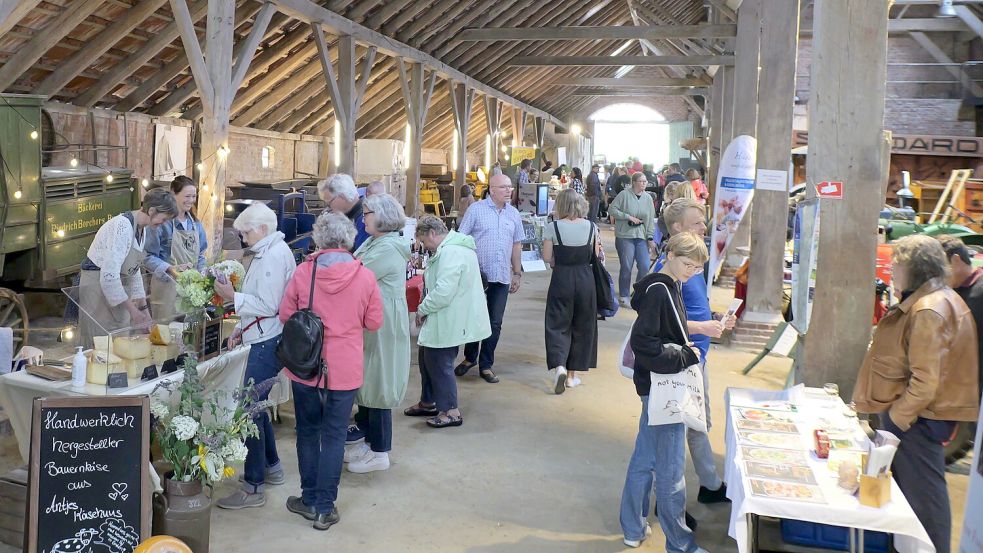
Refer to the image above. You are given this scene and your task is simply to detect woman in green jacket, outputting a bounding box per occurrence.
[609,171,657,307]
[346,193,411,473]
[403,215,491,428]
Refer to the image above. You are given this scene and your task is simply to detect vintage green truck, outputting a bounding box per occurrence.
[0,94,137,347]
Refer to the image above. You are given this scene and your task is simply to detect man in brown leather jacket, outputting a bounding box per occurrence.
[853,235,980,553]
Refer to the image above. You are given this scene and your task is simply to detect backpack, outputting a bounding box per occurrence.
[276,261,325,382]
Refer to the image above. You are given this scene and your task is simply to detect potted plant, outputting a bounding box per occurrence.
[150,356,273,553]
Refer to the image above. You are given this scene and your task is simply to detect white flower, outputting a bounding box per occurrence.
[150,400,169,419]
[170,415,199,441]
[221,440,248,463]
[202,451,224,481]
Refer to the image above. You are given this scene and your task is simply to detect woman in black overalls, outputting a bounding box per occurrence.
[543,188,599,395]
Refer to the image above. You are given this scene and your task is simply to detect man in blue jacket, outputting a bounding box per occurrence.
[656,198,735,504]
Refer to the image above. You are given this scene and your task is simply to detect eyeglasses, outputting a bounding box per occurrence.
[363,210,374,215]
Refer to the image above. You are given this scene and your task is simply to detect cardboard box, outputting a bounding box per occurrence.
[859,472,892,508]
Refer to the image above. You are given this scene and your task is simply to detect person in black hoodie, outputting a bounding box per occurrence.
[619,232,709,553]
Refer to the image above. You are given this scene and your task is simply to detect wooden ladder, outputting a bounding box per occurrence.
[928,168,974,224]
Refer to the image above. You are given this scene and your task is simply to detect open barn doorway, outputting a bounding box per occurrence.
[590,103,670,168]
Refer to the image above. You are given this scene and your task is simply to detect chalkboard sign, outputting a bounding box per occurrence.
[202,319,222,361]
[27,396,150,553]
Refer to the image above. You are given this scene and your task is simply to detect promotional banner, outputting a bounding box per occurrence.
[959,399,983,553]
[709,135,757,281]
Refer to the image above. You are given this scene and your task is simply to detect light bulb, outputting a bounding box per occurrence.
[504,155,510,161]
[105,174,114,183]
[129,187,134,192]
[211,193,217,202]
[196,162,204,171]
[13,190,21,199]
[69,157,78,168]
[201,183,209,191]
[225,204,233,212]
[29,130,38,140]
[501,145,508,153]
[56,229,65,238]
[141,178,149,188]
[218,145,231,157]
[571,124,582,135]
[63,329,74,341]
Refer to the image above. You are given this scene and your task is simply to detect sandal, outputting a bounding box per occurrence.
[426,415,463,428]
[403,403,438,417]
[479,369,500,384]
[454,361,476,377]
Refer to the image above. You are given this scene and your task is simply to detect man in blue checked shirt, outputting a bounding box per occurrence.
[454,173,525,384]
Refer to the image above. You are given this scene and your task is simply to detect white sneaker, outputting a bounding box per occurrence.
[567,376,582,388]
[343,442,370,464]
[552,366,567,395]
[347,451,390,473]
[623,523,653,548]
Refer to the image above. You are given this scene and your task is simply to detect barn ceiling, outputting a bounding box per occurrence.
[0,0,716,149]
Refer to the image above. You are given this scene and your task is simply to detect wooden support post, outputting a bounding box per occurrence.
[707,73,724,192]
[170,0,266,260]
[510,107,527,146]
[449,81,475,214]
[798,0,889,396]
[484,96,501,165]
[398,59,436,215]
[534,116,546,153]
[744,0,799,323]
[719,66,736,159]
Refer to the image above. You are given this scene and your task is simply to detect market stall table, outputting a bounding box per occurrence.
[0,346,256,462]
[724,385,935,553]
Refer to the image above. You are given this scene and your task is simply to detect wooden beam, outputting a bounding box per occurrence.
[799,0,890,395]
[745,0,799,322]
[123,7,285,113]
[456,24,737,41]
[0,0,104,92]
[954,5,983,39]
[706,0,737,21]
[732,0,760,137]
[549,77,707,87]
[534,116,546,152]
[909,31,983,97]
[266,0,563,126]
[449,81,475,211]
[799,18,969,34]
[231,2,277,92]
[170,0,215,109]
[33,0,169,97]
[398,60,437,214]
[568,88,710,96]
[509,55,734,67]
[75,0,209,107]
[0,0,42,38]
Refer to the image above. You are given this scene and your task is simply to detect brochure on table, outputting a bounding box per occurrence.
[724,385,934,553]
[959,395,983,553]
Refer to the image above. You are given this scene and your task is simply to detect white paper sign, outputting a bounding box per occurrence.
[772,324,799,357]
[521,259,548,272]
[756,169,789,192]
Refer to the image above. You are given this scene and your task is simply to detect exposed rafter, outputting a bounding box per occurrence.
[457,24,736,41]
[509,55,734,66]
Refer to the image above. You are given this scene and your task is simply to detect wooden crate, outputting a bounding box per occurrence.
[0,466,27,549]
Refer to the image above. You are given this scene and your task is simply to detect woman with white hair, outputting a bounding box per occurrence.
[279,212,382,530]
[344,193,411,473]
[318,173,369,250]
[214,202,296,510]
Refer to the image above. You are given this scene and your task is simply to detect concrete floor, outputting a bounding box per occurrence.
[0,226,973,552]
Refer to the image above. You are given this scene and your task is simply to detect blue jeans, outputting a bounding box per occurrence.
[464,282,510,370]
[292,382,356,515]
[419,345,459,412]
[615,237,651,299]
[242,335,283,493]
[687,361,722,490]
[620,396,703,553]
[354,406,392,453]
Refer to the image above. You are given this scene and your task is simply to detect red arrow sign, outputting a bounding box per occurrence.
[816,181,843,199]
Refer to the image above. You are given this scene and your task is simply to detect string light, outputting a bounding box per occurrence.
[225,204,233,212]
[196,162,204,172]
[217,145,231,158]
[69,157,78,168]
[29,130,38,140]
[105,174,114,183]
[141,178,149,188]
[13,190,21,199]
[211,193,217,202]
[201,183,209,191]
[56,229,65,238]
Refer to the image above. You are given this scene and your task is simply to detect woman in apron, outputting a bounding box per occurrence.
[542,188,600,395]
[145,175,208,322]
[78,188,179,348]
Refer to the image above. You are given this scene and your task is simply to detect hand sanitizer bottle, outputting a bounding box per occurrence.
[71,346,87,388]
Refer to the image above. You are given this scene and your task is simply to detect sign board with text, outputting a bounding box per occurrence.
[27,396,150,553]
[793,130,983,158]
[816,181,843,199]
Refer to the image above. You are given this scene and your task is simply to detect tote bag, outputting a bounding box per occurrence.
[618,281,707,433]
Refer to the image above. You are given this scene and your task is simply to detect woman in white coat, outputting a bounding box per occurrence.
[214,203,297,510]
[78,188,177,347]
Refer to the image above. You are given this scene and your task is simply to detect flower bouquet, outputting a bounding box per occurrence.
[151,355,275,484]
[175,260,246,312]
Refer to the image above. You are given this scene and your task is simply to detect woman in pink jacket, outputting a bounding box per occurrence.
[278,212,383,531]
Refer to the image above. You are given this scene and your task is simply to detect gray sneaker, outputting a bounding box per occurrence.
[238,468,285,486]
[216,489,265,510]
[286,496,317,521]
[313,507,340,531]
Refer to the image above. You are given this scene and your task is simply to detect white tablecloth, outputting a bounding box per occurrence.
[0,345,290,462]
[724,385,935,553]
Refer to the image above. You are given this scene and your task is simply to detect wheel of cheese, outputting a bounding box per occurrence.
[134,536,192,553]
[114,336,152,360]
